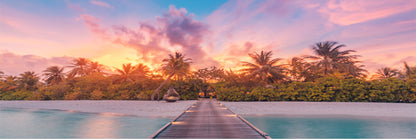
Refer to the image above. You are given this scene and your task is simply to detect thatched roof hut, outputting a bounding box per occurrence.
[164,87,180,102]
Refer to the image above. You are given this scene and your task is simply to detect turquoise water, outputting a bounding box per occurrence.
[245,116,416,138]
[0,108,170,138]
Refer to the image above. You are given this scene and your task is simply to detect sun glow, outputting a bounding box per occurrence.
[92,47,160,71]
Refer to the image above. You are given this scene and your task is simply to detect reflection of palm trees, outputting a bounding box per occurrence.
[68,58,90,78]
[43,66,65,85]
[151,52,191,101]
[242,51,286,85]
[18,71,39,90]
[375,67,399,79]
[309,41,359,76]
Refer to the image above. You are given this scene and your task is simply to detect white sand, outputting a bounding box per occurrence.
[2,100,415,119]
[221,101,416,119]
[0,100,196,118]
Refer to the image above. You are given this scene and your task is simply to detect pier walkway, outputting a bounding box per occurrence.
[152,99,270,138]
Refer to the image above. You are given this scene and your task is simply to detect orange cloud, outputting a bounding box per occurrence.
[79,6,218,70]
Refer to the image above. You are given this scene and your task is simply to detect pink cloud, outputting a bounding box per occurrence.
[206,1,329,62]
[90,0,113,8]
[0,50,74,76]
[79,6,218,69]
[79,14,110,40]
[318,0,416,25]
[66,0,86,12]
[0,5,95,58]
[207,0,416,72]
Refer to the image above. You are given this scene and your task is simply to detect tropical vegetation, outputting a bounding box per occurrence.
[0,41,415,103]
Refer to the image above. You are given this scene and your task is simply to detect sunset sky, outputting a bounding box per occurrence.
[1,0,415,76]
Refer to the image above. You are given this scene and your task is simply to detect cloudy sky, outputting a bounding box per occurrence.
[1,0,415,76]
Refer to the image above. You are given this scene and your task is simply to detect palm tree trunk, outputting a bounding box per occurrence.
[324,57,328,76]
[151,72,175,101]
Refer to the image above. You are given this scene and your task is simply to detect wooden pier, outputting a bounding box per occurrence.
[152,99,270,138]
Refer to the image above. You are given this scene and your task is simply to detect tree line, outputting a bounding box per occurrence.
[0,41,415,102]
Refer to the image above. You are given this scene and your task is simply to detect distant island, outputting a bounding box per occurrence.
[1,41,415,103]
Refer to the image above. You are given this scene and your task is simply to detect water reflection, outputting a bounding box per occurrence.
[0,108,170,138]
[370,118,416,138]
[80,115,116,138]
[245,116,416,138]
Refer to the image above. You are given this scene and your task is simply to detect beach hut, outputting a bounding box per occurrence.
[164,87,180,102]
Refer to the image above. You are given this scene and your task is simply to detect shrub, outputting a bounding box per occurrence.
[247,87,275,101]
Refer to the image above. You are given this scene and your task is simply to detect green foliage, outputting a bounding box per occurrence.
[136,90,153,100]
[216,86,248,101]
[340,78,368,102]
[215,76,416,103]
[168,80,199,100]
[90,89,104,100]
[0,90,32,100]
[368,78,415,102]
[247,87,276,101]
[1,55,415,103]
[38,82,71,100]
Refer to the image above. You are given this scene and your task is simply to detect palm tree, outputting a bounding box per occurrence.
[194,66,225,83]
[375,67,399,79]
[342,61,367,78]
[0,71,4,80]
[151,52,191,101]
[43,66,65,85]
[68,58,90,78]
[114,63,150,83]
[241,51,286,85]
[223,69,240,85]
[194,68,210,83]
[288,57,312,82]
[114,63,136,83]
[309,41,358,76]
[0,75,18,91]
[89,61,105,74]
[18,71,39,90]
[403,62,416,79]
[134,63,150,78]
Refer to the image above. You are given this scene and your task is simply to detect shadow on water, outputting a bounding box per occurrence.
[244,115,416,138]
[0,108,170,138]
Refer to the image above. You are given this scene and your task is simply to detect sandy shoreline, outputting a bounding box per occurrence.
[0,100,196,118]
[1,100,415,119]
[221,101,416,119]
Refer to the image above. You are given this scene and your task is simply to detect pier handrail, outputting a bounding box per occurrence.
[150,101,198,138]
[219,101,271,139]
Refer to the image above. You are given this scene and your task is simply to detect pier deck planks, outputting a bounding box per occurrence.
[153,99,266,138]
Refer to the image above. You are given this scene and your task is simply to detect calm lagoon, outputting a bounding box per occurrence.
[0,108,169,138]
[245,115,416,138]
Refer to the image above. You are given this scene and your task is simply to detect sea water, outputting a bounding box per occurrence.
[0,108,170,138]
[245,116,416,138]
